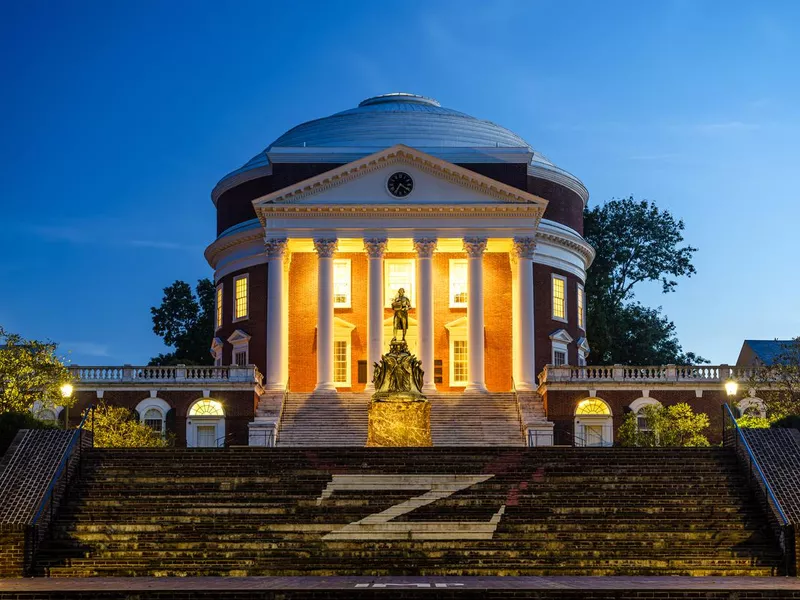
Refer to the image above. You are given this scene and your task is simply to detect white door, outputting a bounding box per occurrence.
[196,425,216,447]
[585,425,603,447]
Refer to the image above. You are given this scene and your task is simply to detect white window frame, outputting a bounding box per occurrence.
[384,259,416,308]
[333,259,352,308]
[134,397,171,437]
[227,330,251,367]
[551,274,568,323]
[549,328,573,367]
[552,344,568,367]
[449,259,468,308]
[333,317,356,388]
[445,317,468,387]
[232,274,249,322]
[215,284,223,331]
[577,283,586,331]
[210,338,224,367]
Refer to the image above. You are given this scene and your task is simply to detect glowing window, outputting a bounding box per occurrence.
[577,284,585,330]
[189,399,224,417]
[333,259,351,308]
[552,275,567,321]
[215,285,223,330]
[233,275,248,320]
[449,259,468,307]
[143,408,164,433]
[575,398,611,416]
[334,340,349,386]
[452,339,468,385]
[384,259,415,307]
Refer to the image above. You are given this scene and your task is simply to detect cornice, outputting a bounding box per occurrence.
[535,229,595,267]
[205,230,264,268]
[527,163,589,207]
[252,145,549,212]
[212,164,273,206]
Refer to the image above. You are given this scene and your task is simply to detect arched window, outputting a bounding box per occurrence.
[135,398,172,437]
[738,397,766,419]
[142,408,164,434]
[38,409,57,423]
[187,399,226,448]
[574,398,613,447]
[189,399,224,416]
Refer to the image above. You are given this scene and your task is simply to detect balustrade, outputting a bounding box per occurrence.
[69,364,260,384]
[542,364,769,385]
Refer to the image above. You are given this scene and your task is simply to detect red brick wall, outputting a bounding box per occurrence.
[69,390,257,447]
[215,263,268,374]
[0,527,26,577]
[534,264,586,377]
[543,388,727,445]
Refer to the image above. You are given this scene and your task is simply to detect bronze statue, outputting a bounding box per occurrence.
[391,288,411,341]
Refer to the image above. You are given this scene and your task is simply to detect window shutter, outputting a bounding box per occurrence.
[165,408,176,435]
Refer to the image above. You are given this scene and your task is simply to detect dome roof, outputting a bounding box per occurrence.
[269,93,531,150]
[214,93,588,204]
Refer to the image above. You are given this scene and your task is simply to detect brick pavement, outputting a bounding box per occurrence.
[744,428,800,523]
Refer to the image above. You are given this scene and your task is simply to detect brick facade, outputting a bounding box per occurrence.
[215,263,268,371]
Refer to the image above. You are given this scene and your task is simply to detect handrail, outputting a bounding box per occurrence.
[30,405,94,527]
[723,403,789,525]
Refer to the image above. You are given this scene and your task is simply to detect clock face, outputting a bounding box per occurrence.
[387,172,414,198]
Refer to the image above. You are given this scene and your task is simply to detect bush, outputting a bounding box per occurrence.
[736,415,772,429]
[0,411,59,456]
[618,403,710,447]
[85,402,170,448]
[771,415,800,431]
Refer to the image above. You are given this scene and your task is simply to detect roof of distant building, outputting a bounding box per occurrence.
[737,339,797,366]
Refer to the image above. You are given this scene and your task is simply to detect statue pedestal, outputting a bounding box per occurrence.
[366,339,431,447]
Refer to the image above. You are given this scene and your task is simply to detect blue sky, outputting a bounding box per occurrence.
[1,0,798,365]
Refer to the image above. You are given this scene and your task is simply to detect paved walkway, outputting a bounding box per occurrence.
[2,576,800,592]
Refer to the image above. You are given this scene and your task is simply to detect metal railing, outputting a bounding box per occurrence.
[527,426,611,448]
[27,405,94,574]
[722,403,796,576]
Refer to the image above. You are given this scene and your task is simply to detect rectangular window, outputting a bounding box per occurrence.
[578,351,586,367]
[215,285,223,330]
[333,339,349,386]
[451,339,468,385]
[577,283,585,330]
[234,350,248,366]
[553,350,567,367]
[233,275,248,321]
[552,275,567,321]
[384,259,415,307]
[333,259,351,308]
[449,259,468,307]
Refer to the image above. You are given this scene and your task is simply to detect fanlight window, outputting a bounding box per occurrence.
[575,398,611,415]
[189,399,224,416]
[143,408,164,433]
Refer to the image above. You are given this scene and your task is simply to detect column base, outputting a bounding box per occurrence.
[263,382,287,392]
[464,383,489,394]
[421,383,438,394]
[364,382,375,393]
[313,383,338,395]
[514,382,537,392]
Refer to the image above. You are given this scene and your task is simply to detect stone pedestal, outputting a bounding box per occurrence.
[366,339,431,447]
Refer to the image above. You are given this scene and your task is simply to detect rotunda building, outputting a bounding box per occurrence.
[205,93,594,398]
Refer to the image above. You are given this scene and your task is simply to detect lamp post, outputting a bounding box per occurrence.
[725,379,739,402]
[60,383,73,429]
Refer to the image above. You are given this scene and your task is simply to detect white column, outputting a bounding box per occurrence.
[364,238,387,392]
[513,237,537,390]
[314,238,338,393]
[463,237,488,394]
[281,253,291,387]
[414,238,438,393]
[510,252,521,389]
[264,238,287,391]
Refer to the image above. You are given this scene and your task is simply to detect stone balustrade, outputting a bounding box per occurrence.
[540,364,764,385]
[69,364,264,385]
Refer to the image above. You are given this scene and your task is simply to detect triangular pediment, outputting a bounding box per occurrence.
[549,329,574,344]
[252,145,548,211]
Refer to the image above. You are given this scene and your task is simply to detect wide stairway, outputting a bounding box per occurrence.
[35,447,784,577]
[277,392,525,446]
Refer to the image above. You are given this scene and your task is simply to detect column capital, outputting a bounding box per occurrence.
[313,238,338,258]
[463,237,488,258]
[363,238,388,259]
[264,238,288,259]
[413,238,438,258]
[512,237,537,259]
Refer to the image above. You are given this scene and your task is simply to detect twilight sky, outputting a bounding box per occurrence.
[1,0,798,366]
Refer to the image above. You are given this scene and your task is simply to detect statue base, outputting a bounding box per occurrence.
[366,339,431,447]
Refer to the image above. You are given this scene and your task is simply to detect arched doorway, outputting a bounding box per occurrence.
[574,398,613,447]
[186,399,225,448]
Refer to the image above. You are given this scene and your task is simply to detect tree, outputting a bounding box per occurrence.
[149,279,215,366]
[584,197,707,365]
[747,337,800,418]
[0,326,73,414]
[85,402,170,448]
[618,402,710,447]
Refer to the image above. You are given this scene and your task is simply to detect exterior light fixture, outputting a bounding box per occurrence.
[60,383,74,398]
[724,380,738,397]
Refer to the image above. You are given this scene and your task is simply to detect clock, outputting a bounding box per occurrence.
[387,172,414,198]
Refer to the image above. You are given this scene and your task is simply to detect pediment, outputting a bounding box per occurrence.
[549,329,574,344]
[252,145,548,211]
[227,329,252,345]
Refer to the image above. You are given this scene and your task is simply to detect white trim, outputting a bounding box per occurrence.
[445,317,468,387]
[227,330,251,367]
[577,283,586,331]
[448,259,468,308]
[210,337,224,367]
[738,397,767,419]
[186,398,226,448]
[574,397,613,447]
[134,397,172,436]
[629,397,662,414]
[551,274,568,323]
[232,273,249,322]
[333,317,356,388]
[333,258,352,309]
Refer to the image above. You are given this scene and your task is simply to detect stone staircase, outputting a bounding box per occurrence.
[276,391,526,447]
[34,447,786,577]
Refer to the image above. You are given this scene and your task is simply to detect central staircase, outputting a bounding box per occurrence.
[276,392,526,446]
[34,447,785,578]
